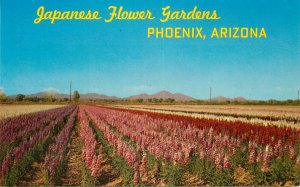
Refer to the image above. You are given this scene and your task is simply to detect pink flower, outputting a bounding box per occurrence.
[295,155,300,165]
[289,145,295,159]
[261,147,270,172]
[133,171,139,185]
[256,148,263,163]
[248,148,256,164]
[223,154,230,168]
[214,153,222,169]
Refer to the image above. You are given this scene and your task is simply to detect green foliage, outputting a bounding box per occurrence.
[247,164,269,185]
[188,154,234,186]
[145,154,186,186]
[15,94,26,101]
[230,148,248,168]
[188,156,215,184]
[24,96,41,102]
[50,121,76,185]
[293,165,300,185]
[3,120,66,186]
[245,154,296,185]
[269,156,294,183]
[91,122,113,155]
[122,135,138,151]
[53,159,68,185]
[212,168,233,186]
[4,146,39,186]
[75,128,96,186]
[90,122,134,186]
[0,144,9,164]
[112,156,134,186]
[146,154,158,171]
[73,90,80,102]
[137,99,144,103]
[0,91,8,102]
[161,161,184,186]
[81,164,96,186]
[164,98,175,103]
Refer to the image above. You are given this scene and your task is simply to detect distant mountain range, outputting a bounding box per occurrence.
[126,91,196,101]
[80,93,119,100]
[8,90,248,102]
[9,91,119,100]
[29,91,69,99]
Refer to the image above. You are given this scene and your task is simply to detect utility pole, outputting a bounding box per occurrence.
[70,81,72,103]
[298,89,299,103]
[210,87,212,104]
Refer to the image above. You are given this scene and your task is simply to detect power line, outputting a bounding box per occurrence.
[70,81,72,103]
[210,87,212,104]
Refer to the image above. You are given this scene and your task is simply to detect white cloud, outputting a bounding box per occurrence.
[43,87,60,93]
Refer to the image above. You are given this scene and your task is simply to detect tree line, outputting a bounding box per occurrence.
[0,90,299,105]
[0,91,80,103]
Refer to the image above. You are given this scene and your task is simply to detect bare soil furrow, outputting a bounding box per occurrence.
[60,128,83,186]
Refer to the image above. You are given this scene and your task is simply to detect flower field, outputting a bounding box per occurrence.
[116,105,300,129]
[0,105,299,186]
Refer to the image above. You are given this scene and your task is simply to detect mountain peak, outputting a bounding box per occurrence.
[127,90,195,101]
[156,90,172,94]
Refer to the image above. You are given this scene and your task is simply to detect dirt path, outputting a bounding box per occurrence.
[181,172,204,186]
[95,144,123,186]
[96,161,123,186]
[17,161,45,186]
[60,128,83,186]
[59,125,123,186]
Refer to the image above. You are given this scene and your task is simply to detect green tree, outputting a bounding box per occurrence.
[137,99,143,103]
[165,98,175,103]
[73,90,80,102]
[15,94,26,102]
[152,98,159,103]
[0,91,8,102]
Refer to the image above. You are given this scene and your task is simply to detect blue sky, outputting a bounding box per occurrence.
[1,0,299,100]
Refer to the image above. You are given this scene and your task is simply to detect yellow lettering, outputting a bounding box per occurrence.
[34,6,44,24]
[148,28,155,38]
[211,28,219,38]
